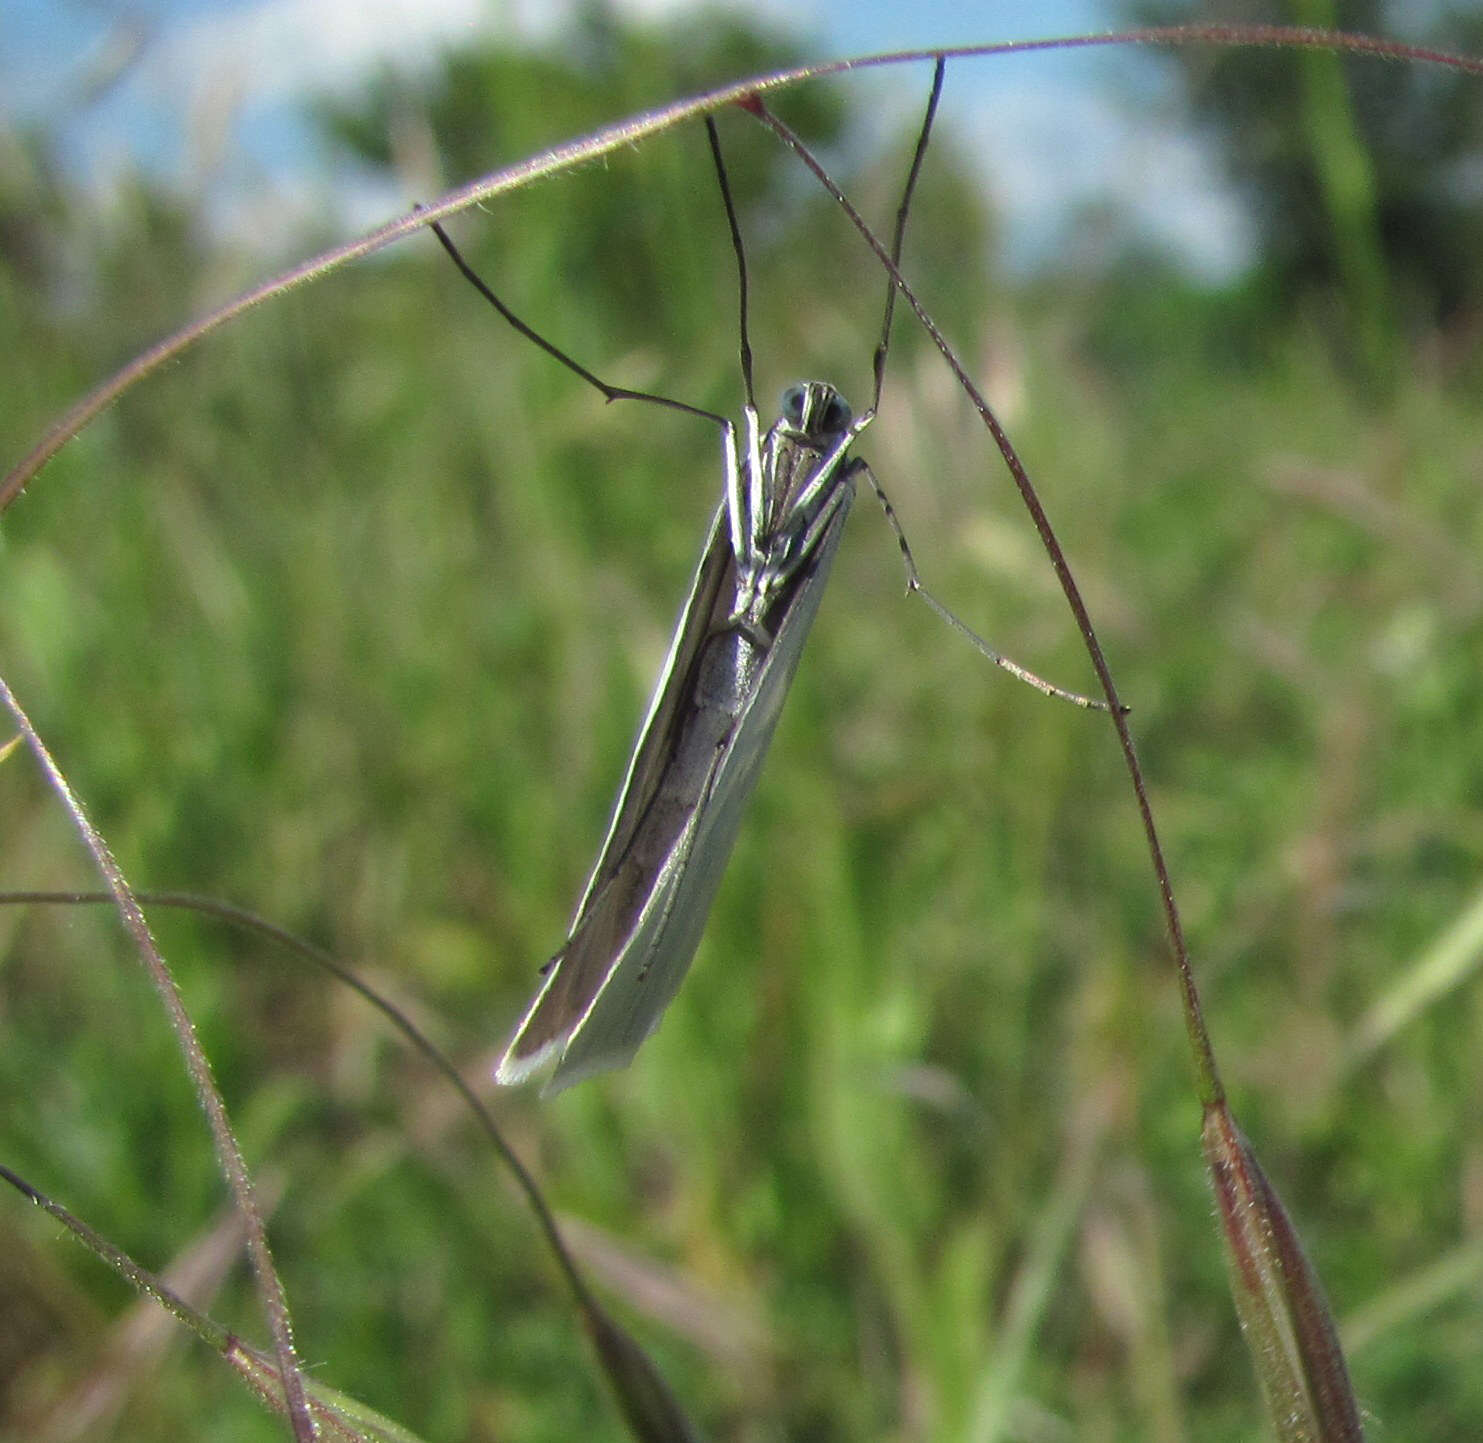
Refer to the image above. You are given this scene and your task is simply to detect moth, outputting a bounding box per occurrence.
[435,62,1095,1092]
[497,376,863,1090]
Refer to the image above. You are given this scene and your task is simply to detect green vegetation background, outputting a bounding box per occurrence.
[3,13,1482,1442]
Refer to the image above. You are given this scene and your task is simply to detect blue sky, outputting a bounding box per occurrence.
[2,0,1253,278]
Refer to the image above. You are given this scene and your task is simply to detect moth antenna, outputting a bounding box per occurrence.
[706,117,757,413]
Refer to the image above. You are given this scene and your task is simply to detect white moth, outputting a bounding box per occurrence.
[496,380,865,1091]
[446,61,1088,1091]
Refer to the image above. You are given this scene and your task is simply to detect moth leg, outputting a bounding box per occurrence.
[855,459,1121,714]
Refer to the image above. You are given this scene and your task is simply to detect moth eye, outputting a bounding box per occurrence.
[820,393,852,434]
[780,384,808,425]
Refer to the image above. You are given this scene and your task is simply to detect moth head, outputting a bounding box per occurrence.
[779,382,852,443]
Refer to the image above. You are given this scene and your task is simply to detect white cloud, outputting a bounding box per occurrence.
[140,0,501,107]
[17,0,1253,279]
[132,0,806,111]
[961,73,1253,279]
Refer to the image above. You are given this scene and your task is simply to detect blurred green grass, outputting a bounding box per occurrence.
[3,24,1483,1443]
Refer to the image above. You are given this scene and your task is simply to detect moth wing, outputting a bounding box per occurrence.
[495,502,733,1085]
[571,501,733,919]
[544,483,855,1092]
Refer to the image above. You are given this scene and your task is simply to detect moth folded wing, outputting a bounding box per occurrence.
[496,731,723,1091]
[549,481,855,1093]
[565,503,734,925]
[494,505,735,1089]
[544,654,747,1092]
[494,861,656,1086]
[539,809,710,1093]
